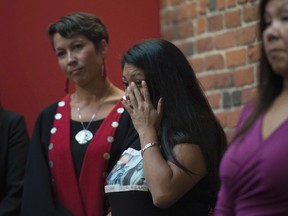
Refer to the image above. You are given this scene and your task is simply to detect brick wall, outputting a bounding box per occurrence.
[160,0,260,141]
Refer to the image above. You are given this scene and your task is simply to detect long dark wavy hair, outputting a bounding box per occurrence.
[47,12,109,50]
[122,38,227,204]
[232,0,283,142]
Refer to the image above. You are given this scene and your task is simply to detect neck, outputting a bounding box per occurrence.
[73,80,112,104]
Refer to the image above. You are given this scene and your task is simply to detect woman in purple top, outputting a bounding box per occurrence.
[215,0,288,215]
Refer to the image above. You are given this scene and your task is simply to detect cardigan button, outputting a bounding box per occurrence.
[103,153,110,160]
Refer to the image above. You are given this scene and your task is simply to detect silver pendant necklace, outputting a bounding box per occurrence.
[75,107,96,144]
[74,83,112,145]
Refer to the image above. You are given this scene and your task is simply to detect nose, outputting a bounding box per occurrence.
[264,20,280,41]
[67,51,77,66]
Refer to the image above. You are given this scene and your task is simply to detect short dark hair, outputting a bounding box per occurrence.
[47,12,109,50]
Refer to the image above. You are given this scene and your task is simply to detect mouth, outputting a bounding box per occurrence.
[69,68,82,76]
[267,49,286,58]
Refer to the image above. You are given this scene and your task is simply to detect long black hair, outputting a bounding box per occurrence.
[122,38,227,203]
[232,0,283,142]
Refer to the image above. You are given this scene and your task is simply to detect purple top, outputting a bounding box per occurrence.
[215,103,288,216]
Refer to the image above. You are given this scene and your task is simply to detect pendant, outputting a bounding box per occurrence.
[75,129,93,144]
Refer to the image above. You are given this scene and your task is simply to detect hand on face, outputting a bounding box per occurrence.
[122,80,163,135]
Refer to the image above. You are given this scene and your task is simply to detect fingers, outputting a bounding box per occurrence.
[157,98,163,116]
[122,81,154,113]
[122,97,133,113]
[131,82,144,102]
[142,81,152,104]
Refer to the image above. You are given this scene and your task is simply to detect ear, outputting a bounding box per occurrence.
[99,39,108,57]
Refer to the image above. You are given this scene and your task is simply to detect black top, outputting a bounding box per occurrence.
[71,119,104,179]
[0,109,30,216]
[21,102,139,216]
[106,141,211,216]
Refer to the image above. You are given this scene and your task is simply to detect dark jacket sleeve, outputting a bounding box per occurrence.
[0,110,30,216]
[21,104,72,216]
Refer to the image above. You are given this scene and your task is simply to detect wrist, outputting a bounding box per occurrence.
[138,128,157,141]
[141,142,159,156]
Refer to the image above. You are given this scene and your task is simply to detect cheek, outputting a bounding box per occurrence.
[58,59,67,72]
[262,34,269,53]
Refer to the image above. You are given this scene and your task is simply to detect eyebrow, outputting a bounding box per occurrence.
[265,3,288,15]
[122,71,144,79]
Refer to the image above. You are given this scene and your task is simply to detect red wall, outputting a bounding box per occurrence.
[0,0,160,135]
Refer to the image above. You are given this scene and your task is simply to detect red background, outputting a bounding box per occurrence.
[0,0,160,134]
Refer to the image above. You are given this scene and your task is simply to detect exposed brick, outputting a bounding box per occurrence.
[161,26,178,41]
[248,44,261,63]
[208,14,224,31]
[226,0,237,7]
[177,41,194,56]
[225,129,235,143]
[205,54,225,70]
[196,37,214,53]
[160,0,261,133]
[161,9,178,25]
[226,48,247,68]
[225,9,241,28]
[178,2,197,20]
[214,31,236,49]
[233,66,254,87]
[232,90,242,106]
[178,3,191,20]
[206,92,221,109]
[226,108,242,128]
[161,0,168,7]
[196,17,206,34]
[236,25,257,45]
[209,0,217,11]
[198,74,214,90]
[199,0,209,14]
[178,20,194,38]
[170,0,182,5]
[198,72,233,90]
[217,0,226,10]
[189,57,205,73]
[223,92,232,108]
[238,0,248,3]
[244,4,259,22]
[256,64,260,82]
[216,108,242,128]
[216,112,225,128]
[241,87,257,104]
[214,72,233,88]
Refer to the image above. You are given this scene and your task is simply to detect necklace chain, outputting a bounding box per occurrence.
[74,84,112,144]
[77,107,96,131]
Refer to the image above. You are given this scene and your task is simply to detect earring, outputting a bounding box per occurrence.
[101,62,107,78]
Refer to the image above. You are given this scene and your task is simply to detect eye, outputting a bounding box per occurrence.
[281,14,288,21]
[72,43,84,50]
[264,20,271,28]
[263,14,272,28]
[135,81,143,88]
[122,81,129,89]
[56,50,66,58]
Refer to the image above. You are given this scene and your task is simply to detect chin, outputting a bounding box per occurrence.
[270,61,288,77]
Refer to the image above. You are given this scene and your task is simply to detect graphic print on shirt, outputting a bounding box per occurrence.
[105,148,148,192]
